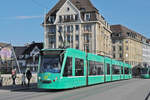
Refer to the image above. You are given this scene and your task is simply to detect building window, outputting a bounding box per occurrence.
[75,14,79,20]
[112,40,115,44]
[84,25,91,32]
[49,28,56,33]
[113,46,115,51]
[67,7,70,11]
[49,16,55,23]
[119,40,122,44]
[59,16,62,23]
[119,46,122,51]
[126,46,128,50]
[67,15,70,21]
[71,25,73,32]
[85,13,90,21]
[64,15,67,21]
[113,54,116,58]
[84,34,90,43]
[76,35,79,41]
[67,35,71,43]
[70,15,73,20]
[67,26,70,33]
[58,26,62,32]
[75,25,79,31]
[125,40,128,43]
[120,53,122,58]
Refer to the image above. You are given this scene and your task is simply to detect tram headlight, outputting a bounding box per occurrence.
[38,77,41,81]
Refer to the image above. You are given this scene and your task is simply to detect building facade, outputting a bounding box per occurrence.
[23,42,43,72]
[142,39,150,67]
[0,43,13,73]
[111,25,143,67]
[43,0,112,57]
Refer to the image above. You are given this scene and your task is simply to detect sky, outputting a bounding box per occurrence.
[0,0,150,46]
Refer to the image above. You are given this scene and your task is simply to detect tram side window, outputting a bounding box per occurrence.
[129,68,131,74]
[75,58,84,76]
[112,65,120,74]
[121,66,123,74]
[125,68,129,74]
[107,64,110,75]
[63,57,72,77]
[95,62,104,75]
[89,61,104,75]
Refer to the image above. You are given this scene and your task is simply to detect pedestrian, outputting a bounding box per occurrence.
[0,72,3,87]
[11,69,16,87]
[26,68,32,87]
[21,72,26,86]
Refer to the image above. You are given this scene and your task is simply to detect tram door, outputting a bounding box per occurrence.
[104,58,112,82]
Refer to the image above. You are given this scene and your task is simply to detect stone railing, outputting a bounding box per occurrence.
[0,74,37,86]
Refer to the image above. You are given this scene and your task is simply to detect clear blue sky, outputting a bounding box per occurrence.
[0,0,150,46]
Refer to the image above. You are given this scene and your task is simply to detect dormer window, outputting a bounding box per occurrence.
[75,14,79,20]
[67,7,70,11]
[59,16,62,23]
[85,13,90,21]
[49,16,55,23]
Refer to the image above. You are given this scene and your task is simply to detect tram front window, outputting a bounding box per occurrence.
[141,68,148,74]
[40,50,64,73]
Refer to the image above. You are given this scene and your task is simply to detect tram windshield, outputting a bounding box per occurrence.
[40,50,64,73]
[141,68,148,74]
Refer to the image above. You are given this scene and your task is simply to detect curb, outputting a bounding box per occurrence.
[11,86,37,91]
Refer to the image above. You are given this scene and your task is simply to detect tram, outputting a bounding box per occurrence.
[141,67,150,79]
[37,48,132,89]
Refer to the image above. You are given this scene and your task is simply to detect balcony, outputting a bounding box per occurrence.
[47,32,56,35]
[83,30,92,34]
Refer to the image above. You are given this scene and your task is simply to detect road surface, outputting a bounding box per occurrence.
[0,78,149,100]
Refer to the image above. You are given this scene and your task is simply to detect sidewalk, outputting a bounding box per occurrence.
[0,83,37,91]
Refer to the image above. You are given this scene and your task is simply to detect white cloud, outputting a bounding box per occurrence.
[0,16,43,20]
[16,16,42,19]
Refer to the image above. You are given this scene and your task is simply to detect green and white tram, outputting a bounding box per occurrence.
[141,67,150,79]
[38,48,132,89]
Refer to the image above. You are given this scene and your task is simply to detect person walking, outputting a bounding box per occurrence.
[26,68,32,87]
[0,72,3,87]
[21,72,26,86]
[11,69,16,87]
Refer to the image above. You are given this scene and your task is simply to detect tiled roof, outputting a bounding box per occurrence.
[23,43,43,55]
[111,25,150,43]
[46,0,98,18]
[13,46,27,57]
[111,24,142,38]
[0,43,11,48]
